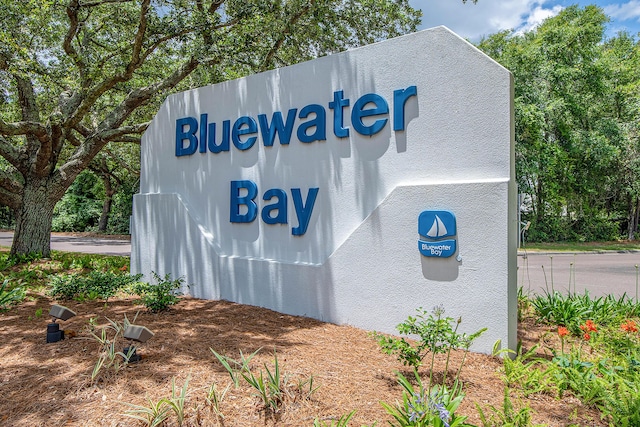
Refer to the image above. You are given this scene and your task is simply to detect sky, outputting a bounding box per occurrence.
[410,0,640,42]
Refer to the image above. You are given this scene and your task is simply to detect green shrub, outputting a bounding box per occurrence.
[48,273,83,300]
[373,306,486,378]
[531,291,640,333]
[133,272,184,312]
[48,270,142,302]
[380,370,468,427]
[475,387,543,427]
[52,170,102,232]
[0,278,25,310]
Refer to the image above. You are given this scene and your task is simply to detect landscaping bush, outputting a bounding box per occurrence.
[0,278,25,310]
[132,272,184,312]
[48,270,142,302]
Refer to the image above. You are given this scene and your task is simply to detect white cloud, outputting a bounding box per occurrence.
[411,0,564,41]
[516,4,564,34]
[604,1,640,22]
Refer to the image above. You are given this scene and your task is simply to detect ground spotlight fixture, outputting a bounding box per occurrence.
[46,304,77,343]
[123,324,154,363]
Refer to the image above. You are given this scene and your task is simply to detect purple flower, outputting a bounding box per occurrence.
[428,396,450,427]
[433,402,450,427]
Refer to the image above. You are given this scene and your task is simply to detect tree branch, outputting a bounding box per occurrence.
[56,55,206,189]
[260,0,315,72]
[96,122,149,143]
[104,147,140,175]
[0,169,23,210]
[14,72,40,123]
[126,0,151,76]
[0,136,27,174]
[79,0,133,7]
[64,0,87,82]
[98,57,203,133]
[65,129,84,146]
[39,113,66,176]
[209,0,225,14]
[62,0,148,128]
[0,119,48,139]
[64,0,193,129]
[137,28,194,66]
[109,135,141,144]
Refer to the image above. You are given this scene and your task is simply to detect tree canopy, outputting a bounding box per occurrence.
[0,0,421,256]
[5,1,637,248]
[478,5,640,242]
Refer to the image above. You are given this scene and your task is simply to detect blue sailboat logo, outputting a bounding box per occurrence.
[418,210,457,258]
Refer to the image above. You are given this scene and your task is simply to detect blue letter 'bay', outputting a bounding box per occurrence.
[230,181,319,236]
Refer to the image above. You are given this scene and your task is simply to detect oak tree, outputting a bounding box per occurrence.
[0,0,420,256]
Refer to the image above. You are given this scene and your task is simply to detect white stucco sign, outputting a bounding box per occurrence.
[131,26,517,353]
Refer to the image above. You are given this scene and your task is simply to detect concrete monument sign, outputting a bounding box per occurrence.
[131,26,517,353]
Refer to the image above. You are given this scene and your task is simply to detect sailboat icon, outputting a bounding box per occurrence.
[426,215,448,238]
[418,210,457,258]
[418,210,456,240]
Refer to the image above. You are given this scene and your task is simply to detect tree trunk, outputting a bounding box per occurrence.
[98,190,114,232]
[628,197,634,240]
[11,178,58,258]
[629,196,640,240]
[635,198,640,240]
[97,171,117,233]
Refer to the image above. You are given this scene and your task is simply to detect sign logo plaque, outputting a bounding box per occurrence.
[418,210,457,258]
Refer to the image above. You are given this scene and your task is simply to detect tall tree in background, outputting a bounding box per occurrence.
[0,0,421,257]
[479,5,640,241]
[600,32,640,239]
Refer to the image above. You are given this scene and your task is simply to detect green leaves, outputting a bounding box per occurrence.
[122,376,192,427]
[48,270,143,303]
[380,370,468,427]
[133,272,184,312]
[531,290,640,333]
[478,5,640,242]
[313,410,356,427]
[374,306,486,369]
[2,0,422,257]
[0,278,25,310]
[210,348,295,413]
[514,291,640,425]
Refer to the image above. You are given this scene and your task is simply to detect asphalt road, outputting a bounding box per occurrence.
[0,231,637,297]
[519,249,640,298]
[0,231,131,257]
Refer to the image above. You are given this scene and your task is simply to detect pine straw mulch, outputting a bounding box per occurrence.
[0,295,605,427]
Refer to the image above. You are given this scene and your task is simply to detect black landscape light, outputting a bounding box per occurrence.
[46,305,77,343]
[123,324,154,363]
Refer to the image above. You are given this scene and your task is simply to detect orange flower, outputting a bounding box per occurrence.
[557,326,569,337]
[580,320,597,333]
[583,332,591,341]
[621,320,638,333]
[119,265,128,271]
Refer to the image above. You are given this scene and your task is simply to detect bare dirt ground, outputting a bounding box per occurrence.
[0,295,605,427]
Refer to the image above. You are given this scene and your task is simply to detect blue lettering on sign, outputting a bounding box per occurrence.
[178,86,418,237]
[175,117,199,156]
[418,210,457,258]
[230,180,318,236]
[175,86,417,156]
[351,93,388,136]
[258,110,297,146]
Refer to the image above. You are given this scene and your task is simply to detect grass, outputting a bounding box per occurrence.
[522,240,640,252]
